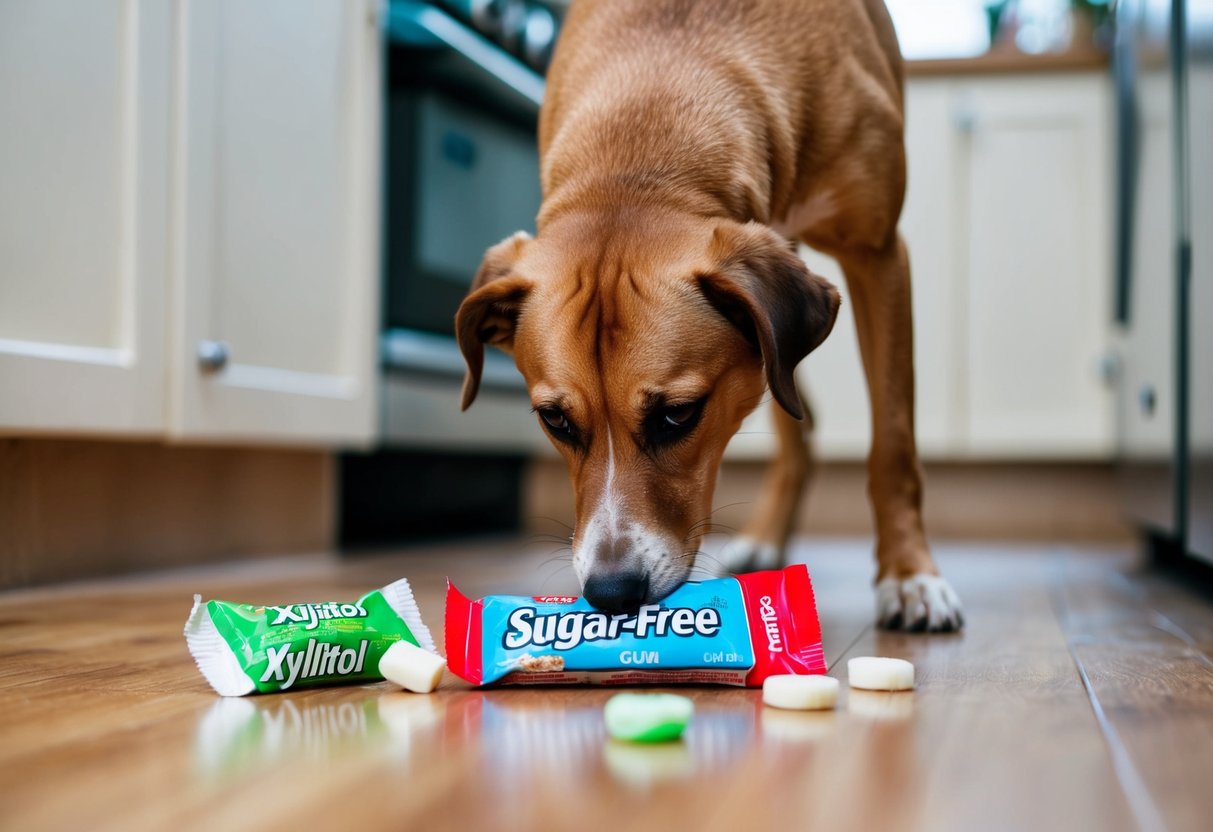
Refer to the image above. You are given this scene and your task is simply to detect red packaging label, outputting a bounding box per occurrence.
[735,563,826,685]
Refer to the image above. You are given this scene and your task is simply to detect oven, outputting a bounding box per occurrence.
[379,1,563,452]
[340,2,565,548]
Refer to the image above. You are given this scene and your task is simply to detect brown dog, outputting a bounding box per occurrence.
[457,0,963,630]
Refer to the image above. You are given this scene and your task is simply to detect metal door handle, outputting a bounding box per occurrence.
[1113,0,1142,325]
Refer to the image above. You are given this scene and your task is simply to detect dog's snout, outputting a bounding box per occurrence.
[582,572,649,614]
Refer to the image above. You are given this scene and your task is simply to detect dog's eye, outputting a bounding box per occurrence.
[535,406,581,449]
[538,407,571,433]
[663,402,699,428]
[646,398,706,448]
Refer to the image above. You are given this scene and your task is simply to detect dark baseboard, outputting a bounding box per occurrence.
[0,438,333,589]
[339,449,526,549]
[1147,528,1213,599]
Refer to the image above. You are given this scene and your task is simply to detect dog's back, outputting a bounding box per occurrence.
[538,0,906,241]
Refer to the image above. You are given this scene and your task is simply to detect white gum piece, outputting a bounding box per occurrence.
[762,674,840,710]
[379,640,446,693]
[847,657,915,691]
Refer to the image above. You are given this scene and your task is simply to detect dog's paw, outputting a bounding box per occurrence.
[875,574,964,632]
[713,536,782,575]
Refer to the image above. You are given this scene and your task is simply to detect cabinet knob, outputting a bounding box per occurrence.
[1098,351,1122,386]
[1138,384,1157,417]
[953,94,977,135]
[197,340,230,373]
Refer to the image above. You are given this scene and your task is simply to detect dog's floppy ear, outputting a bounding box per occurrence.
[455,232,533,410]
[697,222,841,420]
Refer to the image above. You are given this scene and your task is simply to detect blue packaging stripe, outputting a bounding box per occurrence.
[480,578,755,683]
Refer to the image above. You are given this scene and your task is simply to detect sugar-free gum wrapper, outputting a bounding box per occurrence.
[185,578,436,696]
[446,565,826,686]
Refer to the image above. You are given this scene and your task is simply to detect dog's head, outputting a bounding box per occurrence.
[456,211,839,611]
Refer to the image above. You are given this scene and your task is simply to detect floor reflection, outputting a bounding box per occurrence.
[474,694,603,783]
[192,685,868,789]
[760,707,839,743]
[847,689,915,720]
[194,690,442,779]
[443,691,762,790]
[602,739,694,787]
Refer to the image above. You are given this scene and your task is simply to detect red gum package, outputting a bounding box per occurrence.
[446,565,827,687]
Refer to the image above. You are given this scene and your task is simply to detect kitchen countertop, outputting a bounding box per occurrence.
[907,48,1109,76]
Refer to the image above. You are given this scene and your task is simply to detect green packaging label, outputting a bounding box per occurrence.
[185,578,436,696]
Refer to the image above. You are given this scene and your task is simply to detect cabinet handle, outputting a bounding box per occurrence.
[197,340,230,373]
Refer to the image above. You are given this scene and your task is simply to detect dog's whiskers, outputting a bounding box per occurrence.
[530,515,574,530]
[684,501,752,540]
[674,548,735,578]
[526,532,574,544]
[684,522,738,541]
[537,562,575,593]
[533,547,573,569]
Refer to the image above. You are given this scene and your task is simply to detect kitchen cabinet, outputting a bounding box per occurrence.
[0,0,172,435]
[171,0,380,445]
[960,75,1114,457]
[729,72,1114,461]
[0,0,380,446]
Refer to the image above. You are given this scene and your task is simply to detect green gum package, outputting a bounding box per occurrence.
[185,578,436,696]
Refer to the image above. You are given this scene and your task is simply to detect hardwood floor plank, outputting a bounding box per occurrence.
[1054,555,1213,832]
[1129,570,1213,657]
[821,546,1138,832]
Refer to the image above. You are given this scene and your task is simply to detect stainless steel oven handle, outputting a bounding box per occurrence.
[1112,0,1142,326]
[382,328,528,393]
[386,1,544,115]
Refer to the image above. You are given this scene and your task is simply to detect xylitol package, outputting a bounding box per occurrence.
[185,578,436,696]
[446,565,826,687]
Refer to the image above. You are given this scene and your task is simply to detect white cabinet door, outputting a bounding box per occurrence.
[0,0,171,435]
[726,80,964,462]
[900,79,966,458]
[171,0,380,445]
[961,75,1115,457]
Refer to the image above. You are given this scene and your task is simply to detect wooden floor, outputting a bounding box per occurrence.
[2,537,1212,832]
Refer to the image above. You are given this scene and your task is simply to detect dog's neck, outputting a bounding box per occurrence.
[537,77,779,231]
[537,171,736,232]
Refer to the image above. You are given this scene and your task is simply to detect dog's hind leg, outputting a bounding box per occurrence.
[717,388,815,573]
[835,233,963,632]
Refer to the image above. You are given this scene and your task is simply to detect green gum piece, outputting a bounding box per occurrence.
[604,693,694,743]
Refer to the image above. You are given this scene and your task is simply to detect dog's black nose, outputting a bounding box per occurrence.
[582,572,649,613]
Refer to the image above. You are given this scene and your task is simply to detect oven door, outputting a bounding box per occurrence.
[381,1,548,451]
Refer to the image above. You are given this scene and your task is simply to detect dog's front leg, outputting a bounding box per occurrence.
[837,234,964,632]
[719,389,816,572]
